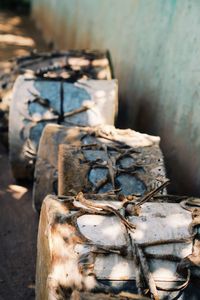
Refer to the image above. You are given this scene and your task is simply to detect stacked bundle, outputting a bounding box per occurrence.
[8,50,117,179]
[4,50,200,300]
[0,50,113,144]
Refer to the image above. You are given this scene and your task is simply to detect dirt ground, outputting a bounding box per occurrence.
[0,10,47,300]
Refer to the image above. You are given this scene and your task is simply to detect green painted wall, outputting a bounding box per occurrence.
[32,0,200,196]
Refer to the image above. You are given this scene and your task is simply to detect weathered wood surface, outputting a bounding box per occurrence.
[14,50,113,80]
[36,194,196,300]
[1,49,112,146]
[9,76,118,180]
[33,124,165,211]
[58,144,165,197]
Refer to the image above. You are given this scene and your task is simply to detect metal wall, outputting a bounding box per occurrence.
[32,0,200,196]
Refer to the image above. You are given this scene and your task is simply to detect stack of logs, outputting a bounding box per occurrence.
[1,50,199,300]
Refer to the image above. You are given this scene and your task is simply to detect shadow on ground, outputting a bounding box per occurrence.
[0,10,47,300]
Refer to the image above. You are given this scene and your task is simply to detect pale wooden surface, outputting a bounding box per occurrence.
[129,202,192,281]
[9,75,118,180]
[36,194,193,300]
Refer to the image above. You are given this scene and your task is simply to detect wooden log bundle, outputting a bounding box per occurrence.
[1,49,112,146]
[36,193,199,300]
[1,50,112,142]
[5,48,200,300]
[32,124,166,212]
[9,76,117,180]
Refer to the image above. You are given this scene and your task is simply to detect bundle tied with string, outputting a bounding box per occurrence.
[36,190,198,300]
[32,124,166,212]
[9,76,118,180]
[1,49,113,146]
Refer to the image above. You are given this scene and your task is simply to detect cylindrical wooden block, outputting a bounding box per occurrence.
[9,76,118,180]
[33,124,166,212]
[1,50,112,146]
[36,194,194,300]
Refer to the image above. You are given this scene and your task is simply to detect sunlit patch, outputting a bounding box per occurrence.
[102,223,124,240]
[78,214,104,226]
[92,58,108,67]
[132,227,145,241]
[152,266,175,281]
[7,184,28,200]
[0,16,21,33]
[0,34,35,46]
[109,261,132,280]
[166,213,190,228]
[77,215,126,246]
[0,61,12,72]
[95,90,106,97]
[14,48,30,57]
[27,283,35,289]
[94,257,134,280]
[97,69,108,79]
[109,90,117,97]
[7,16,21,26]
[181,244,192,257]
[68,57,89,67]
[0,23,14,33]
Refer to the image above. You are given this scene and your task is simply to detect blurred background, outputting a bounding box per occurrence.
[0,0,30,10]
